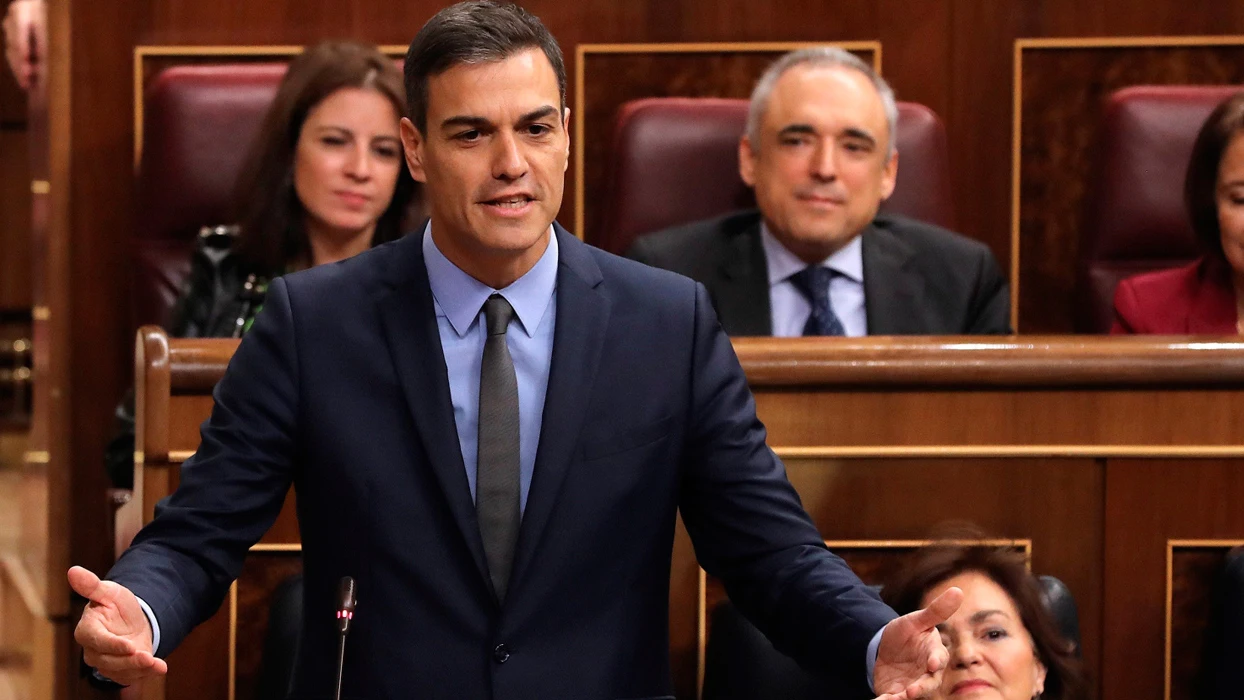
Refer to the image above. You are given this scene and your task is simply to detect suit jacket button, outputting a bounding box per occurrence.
[493,643,511,663]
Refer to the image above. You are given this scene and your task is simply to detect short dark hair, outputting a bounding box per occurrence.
[883,541,1088,700]
[232,40,415,273]
[403,0,566,134]
[1185,91,1244,262]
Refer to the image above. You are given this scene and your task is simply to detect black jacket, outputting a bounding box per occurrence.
[626,209,1011,336]
[105,227,271,489]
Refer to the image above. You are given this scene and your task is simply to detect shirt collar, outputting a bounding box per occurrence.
[422,222,559,339]
[759,221,865,286]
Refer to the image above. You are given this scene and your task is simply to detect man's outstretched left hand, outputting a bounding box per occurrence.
[872,586,962,699]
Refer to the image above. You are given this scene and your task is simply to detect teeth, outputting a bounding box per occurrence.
[491,198,529,207]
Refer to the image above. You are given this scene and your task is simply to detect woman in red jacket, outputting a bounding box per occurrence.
[1113,92,1244,334]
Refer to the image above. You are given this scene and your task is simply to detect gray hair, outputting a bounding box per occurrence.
[745,47,898,157]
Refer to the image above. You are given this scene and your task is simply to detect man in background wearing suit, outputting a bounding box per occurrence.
[69,4,960,699]
[627,48,1010,337]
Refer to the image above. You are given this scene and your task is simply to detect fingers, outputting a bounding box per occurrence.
[926,637,950,674]
[905,586,963,631]
[74,612,137,656]
[904,671,944,699]
[67,566,104,602]
[90,651,168,685]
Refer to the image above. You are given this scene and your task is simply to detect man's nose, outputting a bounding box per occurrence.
[810,139,837,181]
[492,132,528,180]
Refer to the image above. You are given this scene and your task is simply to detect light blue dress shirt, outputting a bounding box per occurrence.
[761,223,867,337]
[422,224,558,512]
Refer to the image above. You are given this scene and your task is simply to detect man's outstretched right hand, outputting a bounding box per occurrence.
[69,565,168,685]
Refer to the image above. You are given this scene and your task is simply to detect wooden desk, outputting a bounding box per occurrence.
[123,329,1244,700]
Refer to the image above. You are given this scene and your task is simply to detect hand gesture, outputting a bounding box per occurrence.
[69,565,168,685]
[872,586,962,699]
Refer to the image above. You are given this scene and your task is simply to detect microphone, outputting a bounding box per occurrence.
[333,577,357,700]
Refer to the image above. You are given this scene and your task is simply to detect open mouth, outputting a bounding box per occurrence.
[484,195,535,208]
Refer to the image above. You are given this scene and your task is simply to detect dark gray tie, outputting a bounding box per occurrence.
[477,294,521,602]
[789,265,846,336]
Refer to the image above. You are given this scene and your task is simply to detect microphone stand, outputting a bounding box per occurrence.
[334,577,357,700]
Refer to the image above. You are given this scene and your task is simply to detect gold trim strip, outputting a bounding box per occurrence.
[1010,39,1023,329]
[1164,539,1244,700]
[23,450,49,464]
[249,543,302,553]
[174,445,1244,465]
[1016,35,1244,50]
[578,40,882,54]
[31,306,49,321]
[134,44,407,166]
[572,40,882,238]
[228,582,237,700]
[30,180,49,194]
[774,444,1244,458]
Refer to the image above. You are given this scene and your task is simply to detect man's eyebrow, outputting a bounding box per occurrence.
[841,127,877,145]
[439,115,493,131]
[517,106,559,124]
[777,124,816,138]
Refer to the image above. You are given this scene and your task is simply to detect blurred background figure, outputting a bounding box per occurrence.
[1112,91,1244,335]
[883,542,1088,700]
[3,0,44,91]
[103,39,416,489]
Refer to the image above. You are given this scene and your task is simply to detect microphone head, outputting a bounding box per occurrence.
[337,576,357,613]
[336,576,357,634]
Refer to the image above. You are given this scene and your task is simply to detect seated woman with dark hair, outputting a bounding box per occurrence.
[105,39,416,488]
[1112,91,1244,334]
[882,543,1087,700]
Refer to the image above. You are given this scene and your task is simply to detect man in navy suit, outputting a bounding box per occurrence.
[70,3,960,698]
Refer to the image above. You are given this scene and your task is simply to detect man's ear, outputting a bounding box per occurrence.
[562,106,571,172]
[739,135,757,187]
[879,148,898,201]
[400,117,427,183]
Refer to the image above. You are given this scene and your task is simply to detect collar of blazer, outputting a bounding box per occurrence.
[715,210,924,336]
[374,223,610,604]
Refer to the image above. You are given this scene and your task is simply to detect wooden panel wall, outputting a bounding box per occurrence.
[52,1,1244,698]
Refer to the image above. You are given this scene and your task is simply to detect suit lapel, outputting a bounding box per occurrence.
[375,234,491,588]
[714,219,772,335]
[509,227,610,593]
[861,225,925,334]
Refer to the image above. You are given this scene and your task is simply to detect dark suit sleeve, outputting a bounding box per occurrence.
[106,277,300,657]
[964,246,1011,334]
[677,282,895,693]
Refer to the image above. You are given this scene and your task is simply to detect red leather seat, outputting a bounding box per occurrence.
[134,63,291,329]
[596,97,956,255]
[1077,85,1243,333]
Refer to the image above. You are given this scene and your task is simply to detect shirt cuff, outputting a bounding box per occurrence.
[135,595,161,655]
[866,624,885,693]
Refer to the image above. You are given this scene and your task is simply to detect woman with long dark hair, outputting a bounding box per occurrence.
[106,40,415,487]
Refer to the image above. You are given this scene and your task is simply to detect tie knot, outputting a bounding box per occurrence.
[483,294,515,336]
[789,265,835,302]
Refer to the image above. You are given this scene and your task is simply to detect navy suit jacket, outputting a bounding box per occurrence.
[108,226,895,699]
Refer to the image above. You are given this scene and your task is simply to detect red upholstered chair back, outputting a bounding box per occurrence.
[135,63,290,329]
[1077,85,1243,333]
[596,97,956,254]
